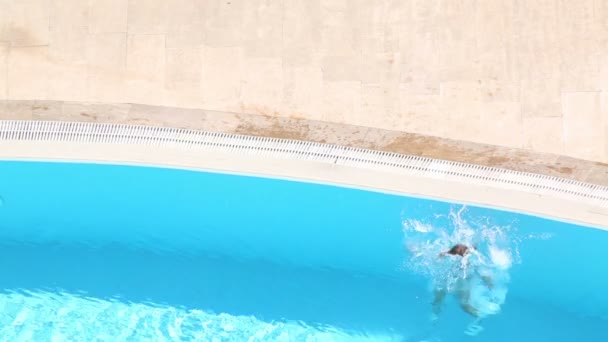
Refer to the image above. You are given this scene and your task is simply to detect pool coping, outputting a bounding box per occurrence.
[1,100,607,187]
[0,120,607,229]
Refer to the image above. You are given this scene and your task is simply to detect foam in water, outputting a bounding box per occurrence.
[402,206,520,334]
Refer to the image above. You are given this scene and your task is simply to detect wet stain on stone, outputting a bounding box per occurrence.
[235,117,311,141]
[547,165,574,175]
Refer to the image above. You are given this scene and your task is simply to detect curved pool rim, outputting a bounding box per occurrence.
[0,120,606,230]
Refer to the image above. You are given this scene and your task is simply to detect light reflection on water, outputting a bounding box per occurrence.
[0,242,421,341]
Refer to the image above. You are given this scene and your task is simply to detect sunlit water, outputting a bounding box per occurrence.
[0,161,606,341]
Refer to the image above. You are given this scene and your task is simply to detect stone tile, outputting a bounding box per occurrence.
[61,101,131,123]
[301,120,371,147]
[559,46,600,92]
[86,33,127,103]
[399,0,441,95]
[240,58,284,115]
[562,92,603,161]
[357,0,402,56]
[282,65,324,121]
[0,43,7,100]
[0,100,33,119]
[0,100,62,120]
[241,0,283,58]
[166,48,202,94]
[522,116,564,155]
[599,0,608,43]
[202,0,245,47]
[212,109,326,141]
[0,2,10,42]
[322,81,361,125]
[231,112,299,138]
[50,0,88,29]
[436,0,480,80]
[488,149,561,177]
[125,34,166,104]
[320,0,350,12]
[164,0,205,48]
[441,101,483,144]
[513,0,561,79]
[88,0,128,33]
[166,31,205,49]
[359,82,400,130]
[439,81,482,103]
[359,84,386,126]
[480,80,519,103]
[166,0,205,33]
[128,103,206,129]
[165,0,204,48]
[541,155,594,181]
[360,52,400,85]
[199,109,242,133]
[321,55,360,82]
[520,77,562,117]
[49,26,87,63]
[8,46,49,100]
[47,62,88,102]
[602,91,608,163]
[556,0,597,45]
[600,53,608,92]
[398,90,443,137]
[557,0,600,91]
[362,129,468,160]
[165,47,203,108]
[480,102,523,148]
[225,111,364,146]
[86,33,126,69]
[282,0,321,67]
[127,0,168,34]
[319,1,359,56]
[201,46,242,111]
[6,0,50,46]
[28,100,64,120]
[127,34,166,64]
[399,66,440,97]
[584,164,608,186]
[475,0,517,82]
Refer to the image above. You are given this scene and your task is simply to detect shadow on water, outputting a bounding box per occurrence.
[0,242,430,337]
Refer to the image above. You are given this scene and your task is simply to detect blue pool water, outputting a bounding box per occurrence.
[0,160,606,341]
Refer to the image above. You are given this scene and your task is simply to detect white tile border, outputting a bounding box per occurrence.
[0,120,607,227]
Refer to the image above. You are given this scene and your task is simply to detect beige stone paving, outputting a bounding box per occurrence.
[0,0,606,164]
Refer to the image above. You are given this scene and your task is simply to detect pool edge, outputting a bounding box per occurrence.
[0,120,607,229]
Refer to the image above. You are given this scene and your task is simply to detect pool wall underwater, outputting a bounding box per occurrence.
[0,121,607,341]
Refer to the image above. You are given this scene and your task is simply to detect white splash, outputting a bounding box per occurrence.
[401,206,532,322]
[489,246,512,270]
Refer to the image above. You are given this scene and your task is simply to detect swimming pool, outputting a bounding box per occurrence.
[0,160,606,341]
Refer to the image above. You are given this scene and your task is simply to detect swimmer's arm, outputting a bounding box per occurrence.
[480,274,494,289]
[475,269,494,289]
[474,266,494,288]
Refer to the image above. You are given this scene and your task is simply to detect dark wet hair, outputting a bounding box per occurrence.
[446,244,469,256]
